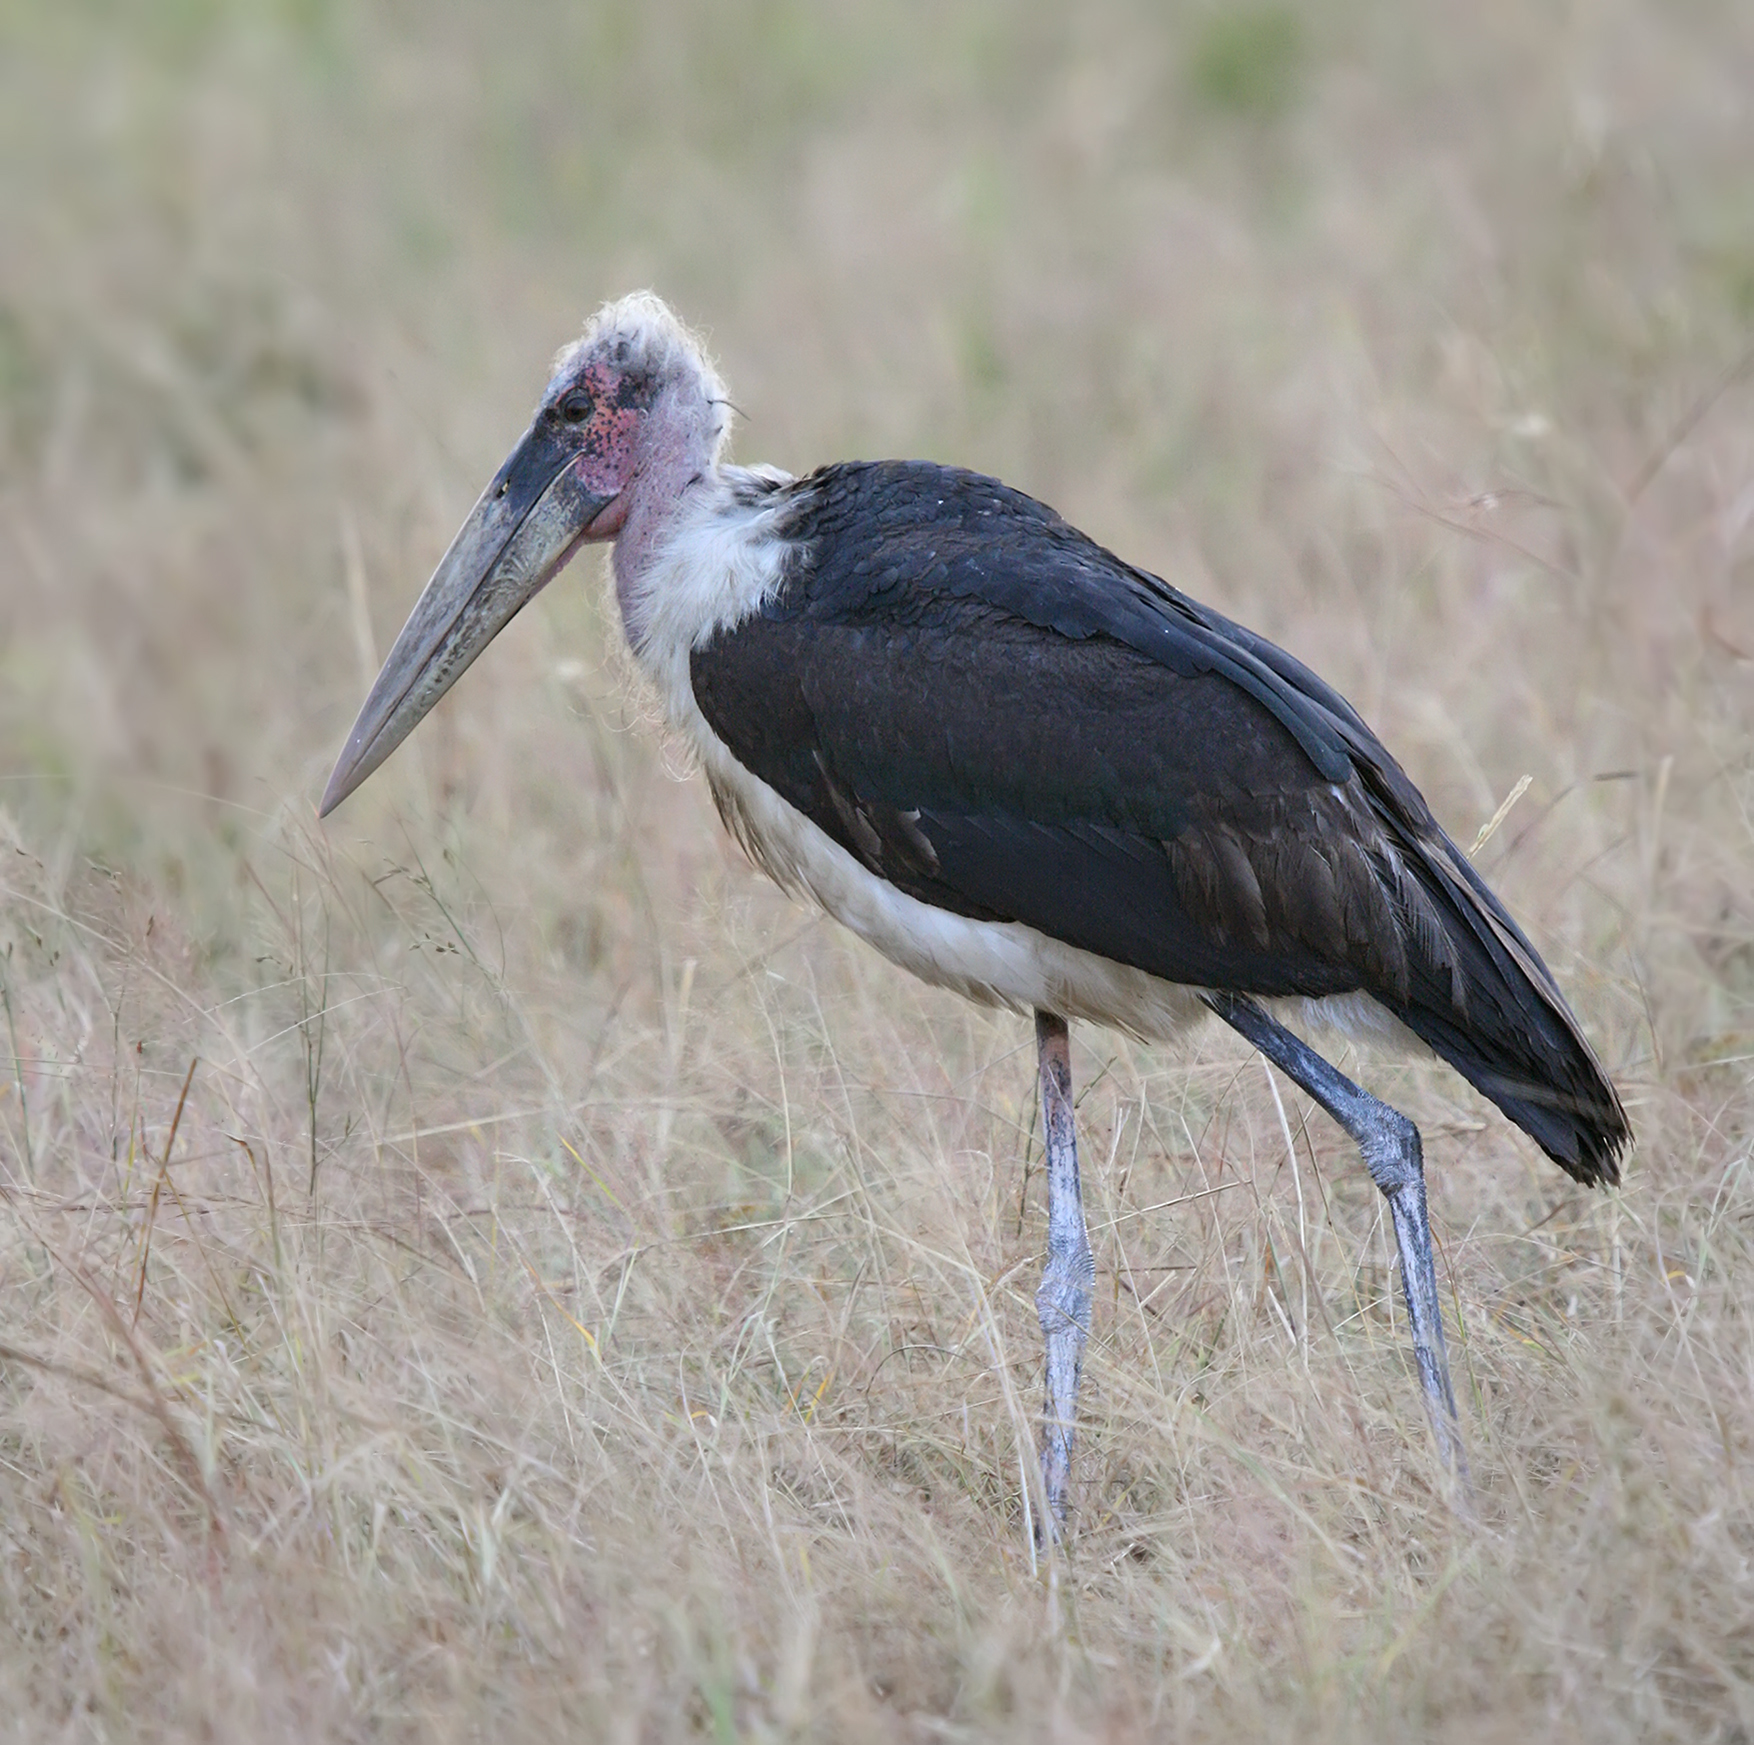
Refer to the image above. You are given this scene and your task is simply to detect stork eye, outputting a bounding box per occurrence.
[557,392,592,425]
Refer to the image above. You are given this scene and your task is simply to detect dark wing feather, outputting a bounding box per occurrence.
[692,461,1629,1183]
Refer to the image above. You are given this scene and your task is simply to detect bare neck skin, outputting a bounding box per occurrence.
[610,379,723,651]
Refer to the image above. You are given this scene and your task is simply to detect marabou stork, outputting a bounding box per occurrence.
[322,293,1630,1538]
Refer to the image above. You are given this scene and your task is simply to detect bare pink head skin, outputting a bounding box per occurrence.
[548,296,732,648]
[320,294,731,814]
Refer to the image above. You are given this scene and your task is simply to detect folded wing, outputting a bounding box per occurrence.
[691,461,1629,1184]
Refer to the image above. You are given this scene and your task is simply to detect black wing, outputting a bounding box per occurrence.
[692,461,1628,1182]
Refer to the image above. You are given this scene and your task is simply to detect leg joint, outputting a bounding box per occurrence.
[1035,1247,1095,1339]
[1359,1106,1424,1196]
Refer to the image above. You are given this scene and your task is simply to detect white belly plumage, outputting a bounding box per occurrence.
[702,748,1211,1038]
[699,742,1424,1052]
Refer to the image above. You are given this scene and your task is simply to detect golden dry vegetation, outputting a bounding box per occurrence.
[1,2,1752,1738]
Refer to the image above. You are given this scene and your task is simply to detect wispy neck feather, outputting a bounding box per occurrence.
[612,466,793,668]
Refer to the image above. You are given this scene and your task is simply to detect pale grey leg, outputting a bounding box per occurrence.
[1204,993,1468,1483]
[1034,1010,1095,1543]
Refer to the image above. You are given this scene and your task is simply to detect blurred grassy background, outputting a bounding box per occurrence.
[1,1,1752,1738]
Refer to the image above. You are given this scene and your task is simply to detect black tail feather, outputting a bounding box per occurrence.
[1391,836,1630,1187]
[1396,998,1629,1186]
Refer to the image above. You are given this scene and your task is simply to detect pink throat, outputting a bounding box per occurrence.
[586,495,628,539]
[604,390,716,650]
[608,454,701,649]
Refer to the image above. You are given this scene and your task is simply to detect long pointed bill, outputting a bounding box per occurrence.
[320,421,615,816]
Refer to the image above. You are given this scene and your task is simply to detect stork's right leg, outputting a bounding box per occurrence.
[1033,1010,1094,1543]
[1204,993,1468,1483]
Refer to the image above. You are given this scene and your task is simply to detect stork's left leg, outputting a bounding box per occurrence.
[1204,993,1468,1483]
[1033,1010,1095,1543]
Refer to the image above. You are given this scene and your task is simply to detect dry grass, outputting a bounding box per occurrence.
[1,1,1752,1737]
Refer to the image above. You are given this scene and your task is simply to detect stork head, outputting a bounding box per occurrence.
[320,293,726,816]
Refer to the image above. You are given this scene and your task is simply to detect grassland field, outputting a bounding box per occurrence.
[1,2,1752,1738]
